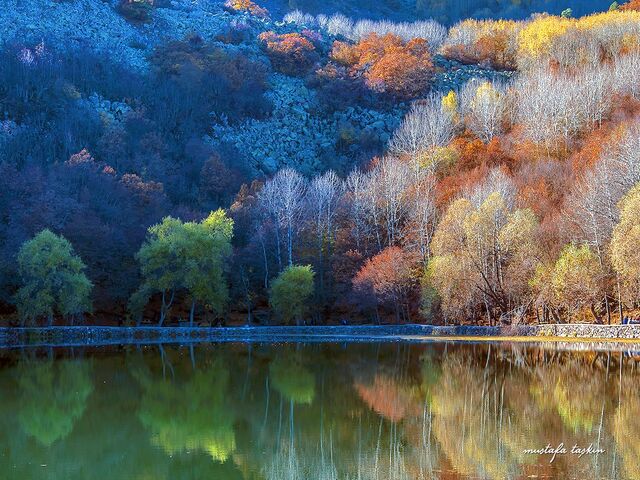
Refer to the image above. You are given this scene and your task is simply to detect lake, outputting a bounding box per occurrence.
[0,341,637,479]
[265,0,614,25]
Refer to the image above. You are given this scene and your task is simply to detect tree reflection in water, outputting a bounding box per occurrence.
[16,358,94,447]
[0,343,636,479]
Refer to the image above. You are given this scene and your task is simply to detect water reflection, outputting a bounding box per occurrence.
[0,343,638,479]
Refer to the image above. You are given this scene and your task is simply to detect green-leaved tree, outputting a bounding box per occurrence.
[15,230,92,325]
[130,209,234,325]
[269,265,315,325]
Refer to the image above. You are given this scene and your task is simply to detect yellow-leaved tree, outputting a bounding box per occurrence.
[517,15,572,68]
[441,90,458,120]
[532,244,605,322]
[427,190,539,323]
[611,183,640,304]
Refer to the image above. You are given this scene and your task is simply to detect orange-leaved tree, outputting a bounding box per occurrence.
[352,246,418,322]
[330,33,434,98]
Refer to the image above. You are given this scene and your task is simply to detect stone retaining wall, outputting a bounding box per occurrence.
[1,323,640,347]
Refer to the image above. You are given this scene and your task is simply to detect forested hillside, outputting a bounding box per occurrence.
[1,0,640,326]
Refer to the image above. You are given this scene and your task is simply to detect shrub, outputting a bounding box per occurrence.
[214,20,252,45]
[329,33,434,98]
[310,62,377,111]
[258,32,319,76]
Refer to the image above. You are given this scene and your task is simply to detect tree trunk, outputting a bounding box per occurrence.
[617,278,624,324]
[275,225,282,272]
[287,221,293,267]
[260,234,269,289]
[159,290,166,326]
[159,289,175,326]
[189,299,196,327]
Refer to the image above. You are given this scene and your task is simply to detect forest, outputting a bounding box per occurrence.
[2,0,640,326]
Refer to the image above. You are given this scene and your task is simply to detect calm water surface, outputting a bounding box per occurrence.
[0,342,638,479]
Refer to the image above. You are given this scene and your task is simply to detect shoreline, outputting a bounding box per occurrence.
[3,324,640,349]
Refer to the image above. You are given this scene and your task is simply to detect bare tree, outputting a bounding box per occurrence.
[548,26,600,70]
[461,79,507,143]
[404,172,437,263]
[305,170,343,292]
[513,63,616,149]
[345,169,372,253]
[258,178,284,272]
[388,95,455,161]
[611,52,640,100]
[567,119,640,252]
[367,157,412,248]
[286,11,447,50]
[467,167,517,209]
[259,168,307,269]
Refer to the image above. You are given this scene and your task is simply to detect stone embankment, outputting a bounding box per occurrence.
[2,323,640,348]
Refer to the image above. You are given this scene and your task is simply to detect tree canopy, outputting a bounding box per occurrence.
[15,230,92,325]
[131,210,234,324]
[269,265,315,324]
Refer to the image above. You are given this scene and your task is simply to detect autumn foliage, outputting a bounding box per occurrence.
[354,374,418,422]
[330,33,434,97]
[7,5,640,328]
[444,19,520,69]
[224,0,269,18]
[258,31,319,75]
[621,0,640,11]
[352,247,418,321]
[444,10,640,70]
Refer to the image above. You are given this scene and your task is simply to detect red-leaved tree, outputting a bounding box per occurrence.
[352,246,418,323]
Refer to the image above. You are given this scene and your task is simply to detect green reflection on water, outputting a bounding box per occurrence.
[0,343,638,480]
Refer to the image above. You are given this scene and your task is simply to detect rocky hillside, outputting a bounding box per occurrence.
[2,0,512,176]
